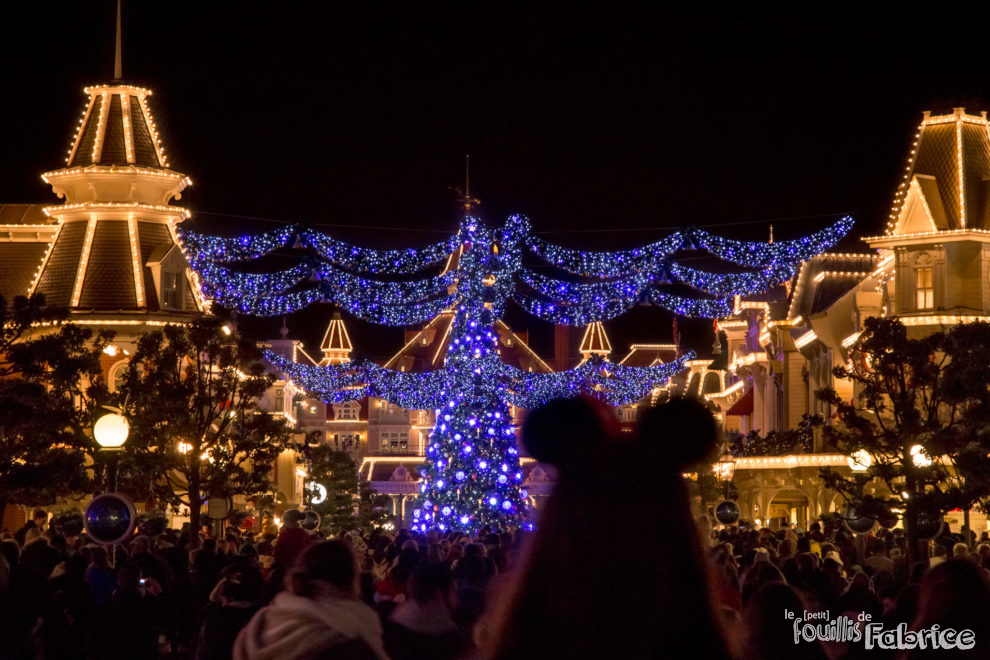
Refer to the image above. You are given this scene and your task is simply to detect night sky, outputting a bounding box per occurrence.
[3,2,990,359]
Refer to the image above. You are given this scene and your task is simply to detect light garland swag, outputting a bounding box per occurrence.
[180,214,852,532]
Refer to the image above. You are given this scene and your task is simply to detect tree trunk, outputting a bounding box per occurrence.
[904,495,918,566]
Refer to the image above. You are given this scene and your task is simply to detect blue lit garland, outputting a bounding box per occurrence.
[668,261,799,296]
[513,268,652,324]
[331,288,457,326]
[186,260,314,299]
[221,288,325,317]
[525,233,684,277]
[502,353,692,407]
[317,267,456,304]
[182,213,853,532]
[685,216,854,268]
[300,232,460,274]
[647,290,734,318]
[179,224,299,262]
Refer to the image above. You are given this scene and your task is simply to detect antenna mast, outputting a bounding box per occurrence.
[113,0,123,80]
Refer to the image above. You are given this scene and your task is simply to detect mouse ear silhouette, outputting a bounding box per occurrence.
[636,397,718,470]
[522,396,614,468]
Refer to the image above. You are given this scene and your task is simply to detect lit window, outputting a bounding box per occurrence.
[109,361,129,393]
[915,267,933,309]
[162,271,181,308]
[274,388,284,411]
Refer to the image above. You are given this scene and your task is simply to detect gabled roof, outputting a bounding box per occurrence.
[786,252,878,321]
[385,312,455,372]
[146,242,179,265]
[886,108,990,234]
[619,343,677,367]
[384,313,553,374]
[64,84,169,169]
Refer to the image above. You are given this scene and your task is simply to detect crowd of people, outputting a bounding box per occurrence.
[2,397,989,659]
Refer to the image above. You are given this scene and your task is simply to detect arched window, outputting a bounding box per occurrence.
[702,372,722,396]
[109,361,129,393]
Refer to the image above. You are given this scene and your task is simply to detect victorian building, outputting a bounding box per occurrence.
[694,108,990,534]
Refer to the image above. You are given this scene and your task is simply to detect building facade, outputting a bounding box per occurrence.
[692,108,990,533]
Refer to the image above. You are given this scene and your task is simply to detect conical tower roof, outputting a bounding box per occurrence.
[579,321,612,360]
[886,108,990,235]
[31,76,199,317]
[320,312,353,365]
[62,83,170,170]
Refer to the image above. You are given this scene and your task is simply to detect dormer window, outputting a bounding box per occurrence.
[915,267,933,309]
[335,402,357,420]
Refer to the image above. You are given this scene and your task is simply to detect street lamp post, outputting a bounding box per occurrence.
[715,452,736,500]
[713,452,739,526]
[91,411,130,566]
[846,449,873,566]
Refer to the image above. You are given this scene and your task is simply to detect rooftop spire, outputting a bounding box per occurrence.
[462,154,479,214]
[114,0,122,81]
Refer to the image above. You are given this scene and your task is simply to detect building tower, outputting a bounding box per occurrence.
[319,311,353,365]
[30,11,204,326]
[578,321,612,362]
[868,107,990,323]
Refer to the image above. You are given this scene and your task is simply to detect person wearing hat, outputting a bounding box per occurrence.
[480,397,734,658]
[273,510,310,570]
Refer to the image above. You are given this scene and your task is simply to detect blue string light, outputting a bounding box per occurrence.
[330,288,457,326]
[525,233,684,277]
[186,260,314,300]
[179,224,299,262]
[685,216,854,268]
[502,353,693,407]
[667,261,799,296]
[300,232,460,274]
[647,290,734,318]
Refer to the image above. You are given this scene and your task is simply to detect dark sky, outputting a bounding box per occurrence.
[3,1,990,358]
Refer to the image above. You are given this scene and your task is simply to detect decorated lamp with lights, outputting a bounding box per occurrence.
[94,412,129,451]
[847,448,872,473]
[180,196,852,531]
[94,410,129,493]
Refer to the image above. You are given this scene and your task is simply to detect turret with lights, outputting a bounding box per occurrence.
[30,6,203,319]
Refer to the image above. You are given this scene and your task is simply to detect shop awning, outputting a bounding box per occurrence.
[725,388,753,416]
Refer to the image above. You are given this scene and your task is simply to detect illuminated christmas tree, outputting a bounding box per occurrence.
[180,210,852,531]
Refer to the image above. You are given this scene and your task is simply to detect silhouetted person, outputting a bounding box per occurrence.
[743,582,827,660]
[385,563,472,659]
[482,396,733,658]
[905,560,990,659]
[234,540,387,659]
